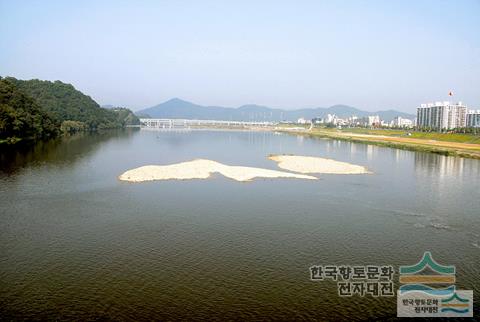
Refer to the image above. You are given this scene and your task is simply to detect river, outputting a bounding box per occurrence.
[1,129,479,320]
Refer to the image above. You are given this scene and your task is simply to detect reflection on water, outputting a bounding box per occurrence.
[0,129,139,176]
[1,129,479,320]
[366,144,378,161]
[414,152,469,179]
[394,149,410,163]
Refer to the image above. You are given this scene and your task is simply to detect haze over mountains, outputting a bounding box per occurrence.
[136,98,415,122]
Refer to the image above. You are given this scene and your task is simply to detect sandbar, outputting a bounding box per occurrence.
[268,155,371,174]
[119,159,317,182]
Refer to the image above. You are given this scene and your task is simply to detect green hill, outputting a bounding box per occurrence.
[6,77,122,130]
[110,107,140,126]
[0,78,60,143]
[1,77,139,143]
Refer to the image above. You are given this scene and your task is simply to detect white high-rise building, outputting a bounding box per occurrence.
[416,101,467,130]
[466,110,480,128]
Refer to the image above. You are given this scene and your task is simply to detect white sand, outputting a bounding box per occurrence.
[119,159,317,182]
[268,155,371,174]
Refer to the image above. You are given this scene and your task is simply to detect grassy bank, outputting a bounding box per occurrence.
[335,127,480,144]
[276,126,480,159]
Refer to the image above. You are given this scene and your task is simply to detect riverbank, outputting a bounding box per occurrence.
[276,127,480,159]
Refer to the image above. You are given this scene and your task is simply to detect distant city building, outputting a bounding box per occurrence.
[321,114,346,126]
[392,116,414,128]
[380,120,390,127]
[348,116,358,124]
[313,113,396,128]
[335,118,347,126]
[466,110,480,128]
[416,101,467,130]
[297,117,310,124]
[367,115,380,126]
[325,114,335,124]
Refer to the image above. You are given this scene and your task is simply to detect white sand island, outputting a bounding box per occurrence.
[119,159,317,182]
[268,155,371,174]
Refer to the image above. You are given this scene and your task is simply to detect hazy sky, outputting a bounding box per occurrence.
[1,1,479,112]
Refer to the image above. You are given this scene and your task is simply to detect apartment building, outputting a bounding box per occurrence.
[416,101,467,130]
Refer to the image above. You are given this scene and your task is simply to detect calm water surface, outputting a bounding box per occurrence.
[1,129,479,320]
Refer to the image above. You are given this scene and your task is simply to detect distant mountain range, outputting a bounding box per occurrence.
[136,98,415,122]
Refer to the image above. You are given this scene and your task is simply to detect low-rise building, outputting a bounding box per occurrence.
[297,117,310,124]
[392,116,414,128]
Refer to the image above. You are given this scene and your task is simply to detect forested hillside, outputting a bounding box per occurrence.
[0,78,59,143]
[6,77,122,130]
[0,77,139,142]
[111,107,140,126]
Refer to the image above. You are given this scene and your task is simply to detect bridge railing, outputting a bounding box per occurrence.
[139,118,275,128]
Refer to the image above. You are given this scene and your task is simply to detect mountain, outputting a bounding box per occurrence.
[373,109,415,122]
[137,98,415,122]
[0,78,59,143]
[139,98,233,120]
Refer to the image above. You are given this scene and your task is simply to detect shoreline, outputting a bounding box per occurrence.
[275,127,480,160]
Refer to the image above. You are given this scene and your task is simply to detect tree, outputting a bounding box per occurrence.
[0,78,59,142]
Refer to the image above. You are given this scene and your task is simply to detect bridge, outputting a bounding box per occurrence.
[139,118,275,129]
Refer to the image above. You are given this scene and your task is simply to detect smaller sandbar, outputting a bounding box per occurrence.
[268,155,371,174]
[119,159,317,182]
